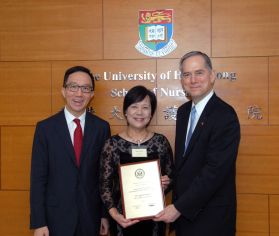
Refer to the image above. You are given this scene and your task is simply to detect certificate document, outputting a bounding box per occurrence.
[118,159,165,220]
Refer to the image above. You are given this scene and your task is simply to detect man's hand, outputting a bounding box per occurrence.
[153,204,181,223]
[34,226,49,236]
[100,218,109,235]
[109,208,139,228]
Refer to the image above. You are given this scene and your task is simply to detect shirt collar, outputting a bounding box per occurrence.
[191,90,214,116]
[64,106,86,125]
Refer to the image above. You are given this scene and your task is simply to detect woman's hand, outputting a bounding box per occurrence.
[109,208,139,228]
[161,175,170,190]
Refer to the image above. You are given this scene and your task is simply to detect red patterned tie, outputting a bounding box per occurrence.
[73,119,83,167]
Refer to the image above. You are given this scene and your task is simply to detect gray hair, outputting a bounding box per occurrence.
[179,51,212,73]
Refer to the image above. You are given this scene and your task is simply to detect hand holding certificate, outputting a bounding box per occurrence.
[119,159,166,220]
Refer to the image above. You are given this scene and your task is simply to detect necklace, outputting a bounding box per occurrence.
[126,129,149,146]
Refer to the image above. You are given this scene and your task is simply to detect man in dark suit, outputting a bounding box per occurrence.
[30,66,111,236]
[155,51,240,235]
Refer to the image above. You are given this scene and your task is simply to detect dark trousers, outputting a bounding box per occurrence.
[74,217,83,236]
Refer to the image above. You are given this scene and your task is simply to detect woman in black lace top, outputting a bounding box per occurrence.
[99,86,174,236]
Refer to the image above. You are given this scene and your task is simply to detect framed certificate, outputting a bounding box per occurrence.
[118,159,165,220]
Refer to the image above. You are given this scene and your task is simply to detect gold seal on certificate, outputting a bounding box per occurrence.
[118,159,165,220]
[135,169,145,178]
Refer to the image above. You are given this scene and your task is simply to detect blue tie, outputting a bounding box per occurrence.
[184,106,196,155]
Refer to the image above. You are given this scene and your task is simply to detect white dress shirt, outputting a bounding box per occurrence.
[64,106,86,145]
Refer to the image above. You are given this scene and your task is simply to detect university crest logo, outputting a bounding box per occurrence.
[135,9,177,57]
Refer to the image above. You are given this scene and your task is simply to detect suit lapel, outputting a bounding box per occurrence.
[183,110,208,158]
[79,112,95,166]
[178,94,217,171]
[54,111,77,166]
[176,103,191,169]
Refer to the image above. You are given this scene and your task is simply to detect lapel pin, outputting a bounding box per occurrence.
[201,122,204,126]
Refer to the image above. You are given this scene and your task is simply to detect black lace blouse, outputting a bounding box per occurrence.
[99,133,174,236]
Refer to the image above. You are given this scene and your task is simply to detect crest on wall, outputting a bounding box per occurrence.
[135,9,177,57]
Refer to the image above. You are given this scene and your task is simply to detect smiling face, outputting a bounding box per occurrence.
[181,55,215,104]
[126,95,152,129]
[61,71,94,117]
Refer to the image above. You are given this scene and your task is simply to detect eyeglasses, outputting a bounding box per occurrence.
[65,84,93,93]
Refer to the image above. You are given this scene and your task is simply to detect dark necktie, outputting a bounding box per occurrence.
[73,119,83,167]
[184,106,196,155]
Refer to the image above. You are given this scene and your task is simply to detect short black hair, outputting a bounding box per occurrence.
[123,85,157,117]
[63,66,95,90]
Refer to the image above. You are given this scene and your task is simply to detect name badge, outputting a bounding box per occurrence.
[131,145,147,157]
